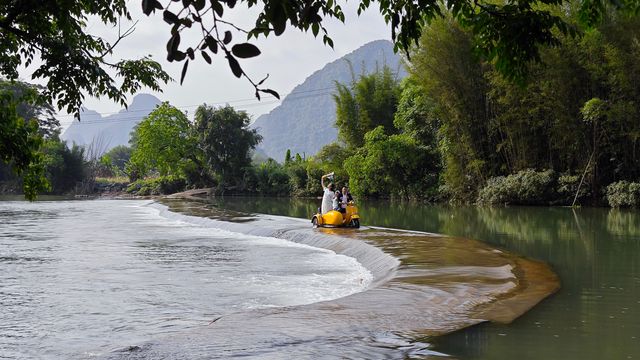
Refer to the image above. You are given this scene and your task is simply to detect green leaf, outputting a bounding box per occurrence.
[223,31,232,44]
[205,36,218,53]
[226,54,242,78]
[211,0,224,17]
[201,51,212,64]
[167,33,181,54]
[180,60,189,85]
[194,0,206,11]
[142,0,163,15]
[163,10,179,24]
[173,50,186,61]
[231,43,261,58]
[273,10,286,36]
[323,35,334,48]
[261,88,280,99]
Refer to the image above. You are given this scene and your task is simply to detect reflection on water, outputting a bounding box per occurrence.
[211,196,640,360]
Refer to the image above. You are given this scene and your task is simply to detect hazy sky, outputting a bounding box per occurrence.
[23,2,393,129]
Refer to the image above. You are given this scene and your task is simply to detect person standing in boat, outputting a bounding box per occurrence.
[320,173,335,214]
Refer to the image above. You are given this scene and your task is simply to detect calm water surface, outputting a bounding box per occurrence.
[0,199,370,359]
[212,197,640,360]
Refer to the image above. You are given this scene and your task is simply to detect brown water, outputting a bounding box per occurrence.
[205,196,640,359]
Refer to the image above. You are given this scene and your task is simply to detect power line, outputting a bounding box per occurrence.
[57,86,337,120]
[64,88,335,126]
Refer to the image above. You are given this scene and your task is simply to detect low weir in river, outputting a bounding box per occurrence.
[108,199,559,359]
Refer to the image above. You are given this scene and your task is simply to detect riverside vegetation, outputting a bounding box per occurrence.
[2,6,640,208]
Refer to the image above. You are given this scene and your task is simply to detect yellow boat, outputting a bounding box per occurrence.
[311,202,360,228]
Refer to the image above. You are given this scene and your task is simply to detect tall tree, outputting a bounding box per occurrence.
[129,102,195,177]
[0,81,59,138]
[344,126,439,199]
[193,105,262,190]
[0,84,48,199]
[334,66,402,148]
[408,8,640,202]
[409,17,495,202]
[2,0,635,199]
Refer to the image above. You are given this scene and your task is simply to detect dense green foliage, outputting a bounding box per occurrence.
[0,133,90,196]
[605,181,640,208]
[477,169,556,205]
[404,11,640,205]
[331,67,441,199]
[41,136,87,194]
[129,103,196,178]
[3,0,636,200]
[0,81,65,199]
[344,127,439,198]
[245,159,291,195]
[126,175,186,196]
[193,105,262,191]
[121,103,262,194]
[334,66,401,147]
[100,145,132,176]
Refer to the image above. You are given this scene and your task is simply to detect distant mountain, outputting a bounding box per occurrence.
[250,40,406,161]
[61,94,161,151]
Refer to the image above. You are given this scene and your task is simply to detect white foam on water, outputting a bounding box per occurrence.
[140,201,374,308]
[0,199,375,358]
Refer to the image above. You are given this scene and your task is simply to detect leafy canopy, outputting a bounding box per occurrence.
[0,0,171,117]
[129,102,195,177]
[407,8,640,203]
[0,85,49,200]
[1,0,635,200]
[344,126,439,198]
[142,0,633,91]
[193,105,262,189]
[334,65,401,148]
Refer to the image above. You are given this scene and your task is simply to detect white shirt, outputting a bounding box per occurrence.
[332,196,339,209]
[322,188,334,214]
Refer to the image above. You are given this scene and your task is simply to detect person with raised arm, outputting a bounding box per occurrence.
[320,172,335,214]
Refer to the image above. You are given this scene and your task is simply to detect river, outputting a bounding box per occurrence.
[0,199,371,359]
[210,196,640,359]
[1,196,636,359]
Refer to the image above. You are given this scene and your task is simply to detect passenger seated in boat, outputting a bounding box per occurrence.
[333,190,341,211]
[338,186,353,213]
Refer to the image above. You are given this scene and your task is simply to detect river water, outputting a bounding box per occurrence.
[0,199,371,359]
[2,196,636,359]
[211,197,640,360]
